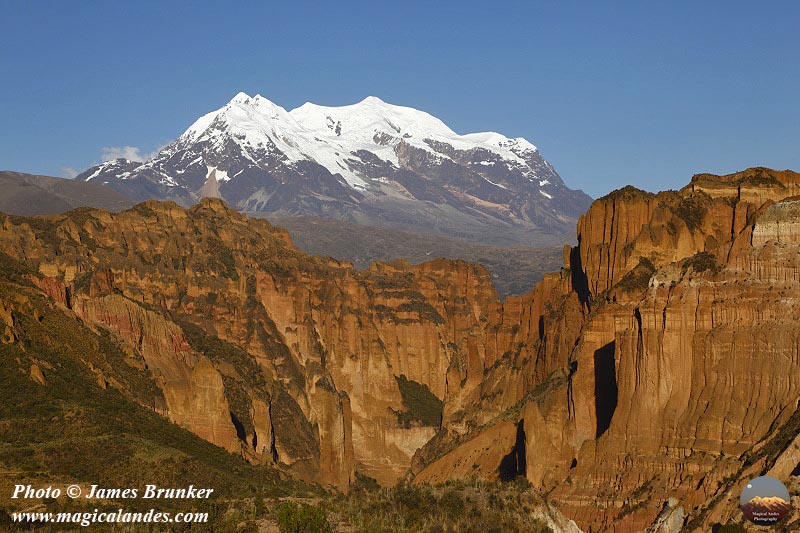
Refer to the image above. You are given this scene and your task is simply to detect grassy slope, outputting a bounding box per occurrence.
[0,255,317,529]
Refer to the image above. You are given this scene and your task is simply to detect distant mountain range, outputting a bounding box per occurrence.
[264,213,564,297]
[0,170,561,297]
[0,170,133,216]
[76,93,591,245]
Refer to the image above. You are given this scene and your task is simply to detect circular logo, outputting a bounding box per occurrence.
[739,476,792,525]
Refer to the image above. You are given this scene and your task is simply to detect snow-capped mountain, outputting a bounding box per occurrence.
[77,92,591,244]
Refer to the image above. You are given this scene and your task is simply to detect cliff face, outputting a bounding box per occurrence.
[4,167,800,531]
[74,294,240,453]
[0,199,503,489]
[412,167,800,531]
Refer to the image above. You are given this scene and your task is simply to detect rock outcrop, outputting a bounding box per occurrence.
[412,168,800,531]
[646,499,685,533]
[3,167,800,532]
[0,198,502,489]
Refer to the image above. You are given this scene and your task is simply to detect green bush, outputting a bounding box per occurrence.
[673,196,707,231]
[0,251,35,286]
[682,252,720,274]
[205,236,239,280]
[439,489,465,520]
[330,480,554,532]
[353,471,380,492]
[616,257,656,292]
[395,301,445,324]
[276,501,332,533]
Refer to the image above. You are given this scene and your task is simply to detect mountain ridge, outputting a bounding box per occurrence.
[0,169,564,298]
[76,93,591,245]
[0,170,134,215]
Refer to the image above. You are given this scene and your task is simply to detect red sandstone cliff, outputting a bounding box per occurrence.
[0,199,503,489]
[412,167,800,531]
[3,167,800,531]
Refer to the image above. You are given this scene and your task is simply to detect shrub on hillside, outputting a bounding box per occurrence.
[276,501,332,533]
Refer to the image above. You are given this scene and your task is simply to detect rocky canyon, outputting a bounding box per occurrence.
[2,167,800,531]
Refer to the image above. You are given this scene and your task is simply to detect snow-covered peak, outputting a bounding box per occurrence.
[230,91,252,104]
[360,95,384,104]
[161,91,548,192]
[80,157,138,182]
[462,132,537,152]
[180,92,539,164]
[288,95,539,164]
[290,96,456,144]
[76,90,592,235]
[180,92,303,150]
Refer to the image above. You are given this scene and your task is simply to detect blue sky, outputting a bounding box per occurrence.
[1,1,798,197]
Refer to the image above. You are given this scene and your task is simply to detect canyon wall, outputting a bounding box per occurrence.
[0,198,502,489]
[412,167,800,531]
[3,167,800,531]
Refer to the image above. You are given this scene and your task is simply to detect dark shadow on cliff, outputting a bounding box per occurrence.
[594,341,618,438]
[230,411,247,441]
[498,419,527,481]
[570,244,592,308]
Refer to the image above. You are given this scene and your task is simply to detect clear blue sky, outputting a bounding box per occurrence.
[2,1,798,197]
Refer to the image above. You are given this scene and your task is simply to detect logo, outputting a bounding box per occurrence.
[739,476,792,525]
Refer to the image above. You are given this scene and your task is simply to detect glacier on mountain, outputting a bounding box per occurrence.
[77,91,591,244]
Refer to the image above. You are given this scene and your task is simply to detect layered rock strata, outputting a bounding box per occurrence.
[412,168,800,531]
[3,167,800,532]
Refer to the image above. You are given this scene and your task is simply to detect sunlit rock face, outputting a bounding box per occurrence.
[412,168,800,531]
[5,167,800,532]
[0,198,504,488]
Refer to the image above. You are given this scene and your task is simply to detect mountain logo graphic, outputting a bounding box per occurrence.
[739,476,792,525]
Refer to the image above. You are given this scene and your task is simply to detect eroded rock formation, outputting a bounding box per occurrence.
[3,167,800,532]
[0,198,501,489]
[411,167,800,531]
